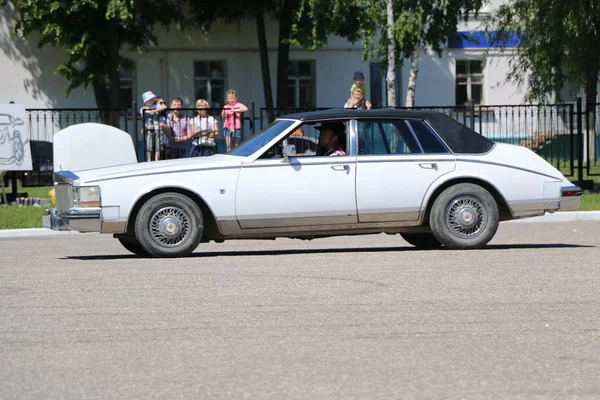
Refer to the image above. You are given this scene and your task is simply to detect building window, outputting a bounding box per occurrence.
[194,61,227,108]
[288,61,315,108]
[105,68,135,109]
[455,60,483,106]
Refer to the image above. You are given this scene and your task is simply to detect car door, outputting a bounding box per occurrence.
[235,147,358,229]
[355,119,456,223]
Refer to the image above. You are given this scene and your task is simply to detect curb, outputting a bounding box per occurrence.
[1,212,599,238]
[0,228,81,238]
[507,211,600,223]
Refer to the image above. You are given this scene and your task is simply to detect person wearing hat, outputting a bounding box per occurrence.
[140,91,167,161]
[350,71,367,97]
[316,122,346,156]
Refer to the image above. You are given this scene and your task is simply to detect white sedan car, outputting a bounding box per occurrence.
[43,109,582,257]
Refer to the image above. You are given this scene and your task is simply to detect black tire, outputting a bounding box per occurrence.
[134,193,204,258]
[400,232,442,249]
[12,131,24,165]
[118,236,148,256]
[429,183,499,249]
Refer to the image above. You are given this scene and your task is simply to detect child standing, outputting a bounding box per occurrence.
[350,71,367,98]
[140,91,167,161]
[221,89,248,152]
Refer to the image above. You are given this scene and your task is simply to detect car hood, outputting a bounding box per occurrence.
[61,155,244,185]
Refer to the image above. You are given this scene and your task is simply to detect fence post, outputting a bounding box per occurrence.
[569,103,575,177]
[468,100,475,130]
[132,101,139,161]
[249,100,255,136]
[576,97,584,182]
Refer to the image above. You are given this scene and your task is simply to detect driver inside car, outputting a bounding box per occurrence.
[316,122,346,156]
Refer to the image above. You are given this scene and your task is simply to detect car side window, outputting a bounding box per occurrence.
[259,124,322,159]
[406,120,449,154]
[358,121,421,155]
[285,125,320,156]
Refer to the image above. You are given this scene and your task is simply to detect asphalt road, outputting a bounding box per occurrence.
[1,221,599,399]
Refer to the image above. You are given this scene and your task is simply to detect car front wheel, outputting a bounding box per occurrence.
[429,183,499,249]
[134,193,204,258]
[400,232,442,249]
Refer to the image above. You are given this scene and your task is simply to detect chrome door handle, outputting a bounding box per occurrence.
[419,163,438,170]
[331,164,350,171]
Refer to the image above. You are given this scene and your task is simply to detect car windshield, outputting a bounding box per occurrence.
[228,120,296,157]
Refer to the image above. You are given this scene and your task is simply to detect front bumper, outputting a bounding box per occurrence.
[559,185,583,211]
[43,207,102,232]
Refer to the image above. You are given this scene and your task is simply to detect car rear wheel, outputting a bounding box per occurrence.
[117,236,147,256]
[429,183,499,249]
[134,193,204,258]
[400,232,442,249]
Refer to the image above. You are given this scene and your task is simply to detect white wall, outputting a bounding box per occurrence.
[0,4,97,108]
[1,6,523,111]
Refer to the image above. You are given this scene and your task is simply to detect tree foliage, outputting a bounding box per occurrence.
[360,0,482,68]
[297,0,482,106]
[4,0,186,110]
[485,0,600,103]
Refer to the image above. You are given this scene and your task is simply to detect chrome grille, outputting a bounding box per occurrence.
[55,183,73,210]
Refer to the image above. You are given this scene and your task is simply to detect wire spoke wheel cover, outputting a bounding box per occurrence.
[134,192,204,258]
[445,196,486,238]
[430,183,499,249]
[149,206,191,246]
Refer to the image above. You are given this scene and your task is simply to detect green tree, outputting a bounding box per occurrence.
[193,0,362,110]
[360,0,483,107]
[4,0,185,118]
[297,0,482,107]
[190,0,302,109]
[485,0,600,105]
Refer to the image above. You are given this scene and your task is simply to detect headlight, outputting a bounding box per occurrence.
[73,186,101,207]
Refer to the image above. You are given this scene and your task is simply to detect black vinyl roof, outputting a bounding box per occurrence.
[280,108,495,154]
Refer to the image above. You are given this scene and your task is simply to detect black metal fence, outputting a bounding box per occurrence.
[16,99,600,187]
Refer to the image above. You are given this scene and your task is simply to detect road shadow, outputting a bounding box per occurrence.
[64,243,593,260]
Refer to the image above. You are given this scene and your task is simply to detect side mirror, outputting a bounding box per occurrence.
[282,144,296,161]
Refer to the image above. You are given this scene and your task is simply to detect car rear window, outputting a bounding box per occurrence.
[405,120,449,154]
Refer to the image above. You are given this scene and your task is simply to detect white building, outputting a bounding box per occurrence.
[1,0,526,111]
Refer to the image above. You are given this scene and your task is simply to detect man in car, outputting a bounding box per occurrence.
[316,122,346,156]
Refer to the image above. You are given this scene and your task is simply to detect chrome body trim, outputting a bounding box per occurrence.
[559,185,583,211]
[237,214,357,229]
[357,210,420,223]
[508,200,559,218]
[101,221,127,234]
[43,207,102,232]
[242,158,354,169]
[85,165,241,184]
[455,158,563,180]
[216,217,422,239]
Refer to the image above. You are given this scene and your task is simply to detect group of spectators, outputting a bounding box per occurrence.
[140,70,369,161]
[140,89,247,161]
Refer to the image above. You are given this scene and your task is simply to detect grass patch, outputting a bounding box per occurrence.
[1,185,53,199]
[579,193,600,211]
[0,205,48,229]
[556,163,600,186]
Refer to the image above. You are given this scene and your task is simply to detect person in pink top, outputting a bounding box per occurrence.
[221,89,248,151]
